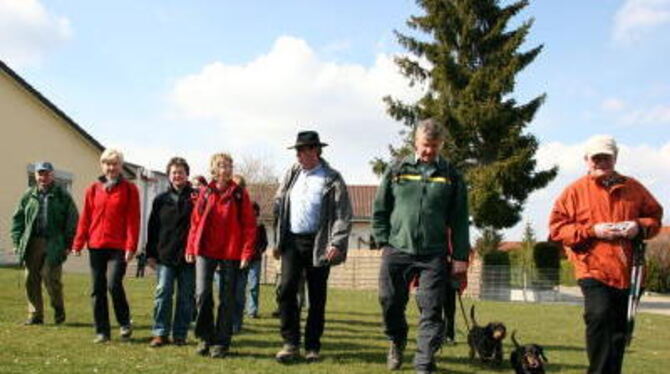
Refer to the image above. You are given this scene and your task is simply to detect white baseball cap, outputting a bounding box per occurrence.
[585,135,618,159]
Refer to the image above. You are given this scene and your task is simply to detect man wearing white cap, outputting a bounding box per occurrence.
[549,135,663,374]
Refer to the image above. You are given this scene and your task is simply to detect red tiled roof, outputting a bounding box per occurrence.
[246,184,378,222]
[348,185,377,220]
[498,241,522,251]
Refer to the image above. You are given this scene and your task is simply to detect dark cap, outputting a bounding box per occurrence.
[287,130,328,149]
[34,161,54,172]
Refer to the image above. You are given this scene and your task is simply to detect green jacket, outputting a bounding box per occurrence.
[372,155,470,260]
[10,184,79,266]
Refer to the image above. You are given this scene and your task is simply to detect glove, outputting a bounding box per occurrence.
[593,223,618,240]
[617,221,639,239]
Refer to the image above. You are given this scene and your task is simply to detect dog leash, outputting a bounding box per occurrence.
[457,292,471,333]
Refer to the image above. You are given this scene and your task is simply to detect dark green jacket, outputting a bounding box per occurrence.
[10,184,79,266]
[372,155,470,260]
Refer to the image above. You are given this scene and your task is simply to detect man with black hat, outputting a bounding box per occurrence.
[10,161,78,325]
[272,130,352,363]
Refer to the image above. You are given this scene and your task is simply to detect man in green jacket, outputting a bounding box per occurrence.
[373,119,470,374]
[10,161,79,325]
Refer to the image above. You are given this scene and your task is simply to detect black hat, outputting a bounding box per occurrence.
[287,130,328,149]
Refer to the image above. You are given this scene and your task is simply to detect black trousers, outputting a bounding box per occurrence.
[89,249,131,337]
[379,247,446,371]
[277,234,330,352]
[443,276,457,340]
[579,278,628,374]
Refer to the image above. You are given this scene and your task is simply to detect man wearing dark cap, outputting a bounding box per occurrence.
[272,130,352,362]
[10,161,79,325]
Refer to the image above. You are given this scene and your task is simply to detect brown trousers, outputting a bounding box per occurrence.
[24,237,65,320]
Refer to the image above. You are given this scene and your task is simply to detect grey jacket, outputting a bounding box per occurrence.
[274,159,352,267]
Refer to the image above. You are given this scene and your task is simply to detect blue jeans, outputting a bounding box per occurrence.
[152,263,195,339]
[220,265,248,333]
[245,259,262,317]
[194,256,240,348]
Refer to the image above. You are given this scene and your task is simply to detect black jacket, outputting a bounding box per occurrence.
[251,223,268,261]
[146,184,196,266]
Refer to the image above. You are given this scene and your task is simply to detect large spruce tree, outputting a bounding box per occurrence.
[382,0,557,230]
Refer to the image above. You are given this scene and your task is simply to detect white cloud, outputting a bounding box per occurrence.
[504,139,670,241]
[620,104,670,126]
[169,35,424,184]
[613,0,670,44]
[0,0,71,67]
[601,98,626,112]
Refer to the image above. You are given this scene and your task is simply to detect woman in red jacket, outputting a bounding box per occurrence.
[185,152,256,358]
[72,149,140,344]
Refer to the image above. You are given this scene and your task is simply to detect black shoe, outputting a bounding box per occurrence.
[196,343,210,356]
[93,334,110,344]
[387,341,405,370]
[54,314,66,325]
[210,345,228,358]
[24,317,44,326]
[275,344,299,363]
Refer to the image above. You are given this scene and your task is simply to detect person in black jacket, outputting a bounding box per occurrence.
[245,202,268,318]
[146,157,197,347]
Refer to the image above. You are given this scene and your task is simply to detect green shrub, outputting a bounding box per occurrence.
[645,233,670,293]
[560,259,577,286]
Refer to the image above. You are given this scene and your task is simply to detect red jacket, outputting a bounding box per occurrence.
[186,181,256,261]
[549,173,663,289]
[73,178,141,252]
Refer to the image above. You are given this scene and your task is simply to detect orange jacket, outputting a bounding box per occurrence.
[549,173,662,289]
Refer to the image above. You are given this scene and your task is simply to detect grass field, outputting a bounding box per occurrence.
[1,268,669,373]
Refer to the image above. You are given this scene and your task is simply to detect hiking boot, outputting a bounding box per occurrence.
[93,334,110,344]
[275,344,299,363]
[172,337,187,346]
[119,325,132,341]
[196,342,210,356]
[54,310,66,325]
[305,350,320,362]
[210,345,228,358]
[150,336,168,348]
[24,317,44,326]
[387,341,405,370]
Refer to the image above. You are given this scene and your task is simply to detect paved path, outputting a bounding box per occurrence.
[558,286,670,316]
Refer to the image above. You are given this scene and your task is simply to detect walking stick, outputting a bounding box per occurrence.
[626,237,646,347]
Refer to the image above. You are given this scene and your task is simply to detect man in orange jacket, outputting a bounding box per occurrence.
[549,135,663,374]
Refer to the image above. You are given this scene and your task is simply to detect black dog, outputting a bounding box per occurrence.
[510,330,548,374]
[467,305,506,365]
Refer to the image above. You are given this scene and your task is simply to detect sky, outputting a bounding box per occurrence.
[2,0,670,240]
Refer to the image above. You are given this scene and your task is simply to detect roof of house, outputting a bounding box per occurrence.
[498,241,523,251]
[1,59,135,178]
[247,184,379,222]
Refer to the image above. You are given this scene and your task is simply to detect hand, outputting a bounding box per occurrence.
[124,251,135,263]
[451,260,468,276]
[593,223,618,240]
[185,254,195,264]
[147,257,157,270]
[326,247,342,262]
[617,221,640,239]
[240,259,249,269]
[72,249,81,257]
[272,247,280,260]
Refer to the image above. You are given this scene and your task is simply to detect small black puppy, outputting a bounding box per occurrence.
[467,305,507,365]
[510,330,548,374]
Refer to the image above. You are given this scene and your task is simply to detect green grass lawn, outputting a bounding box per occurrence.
[1,268,669,373]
